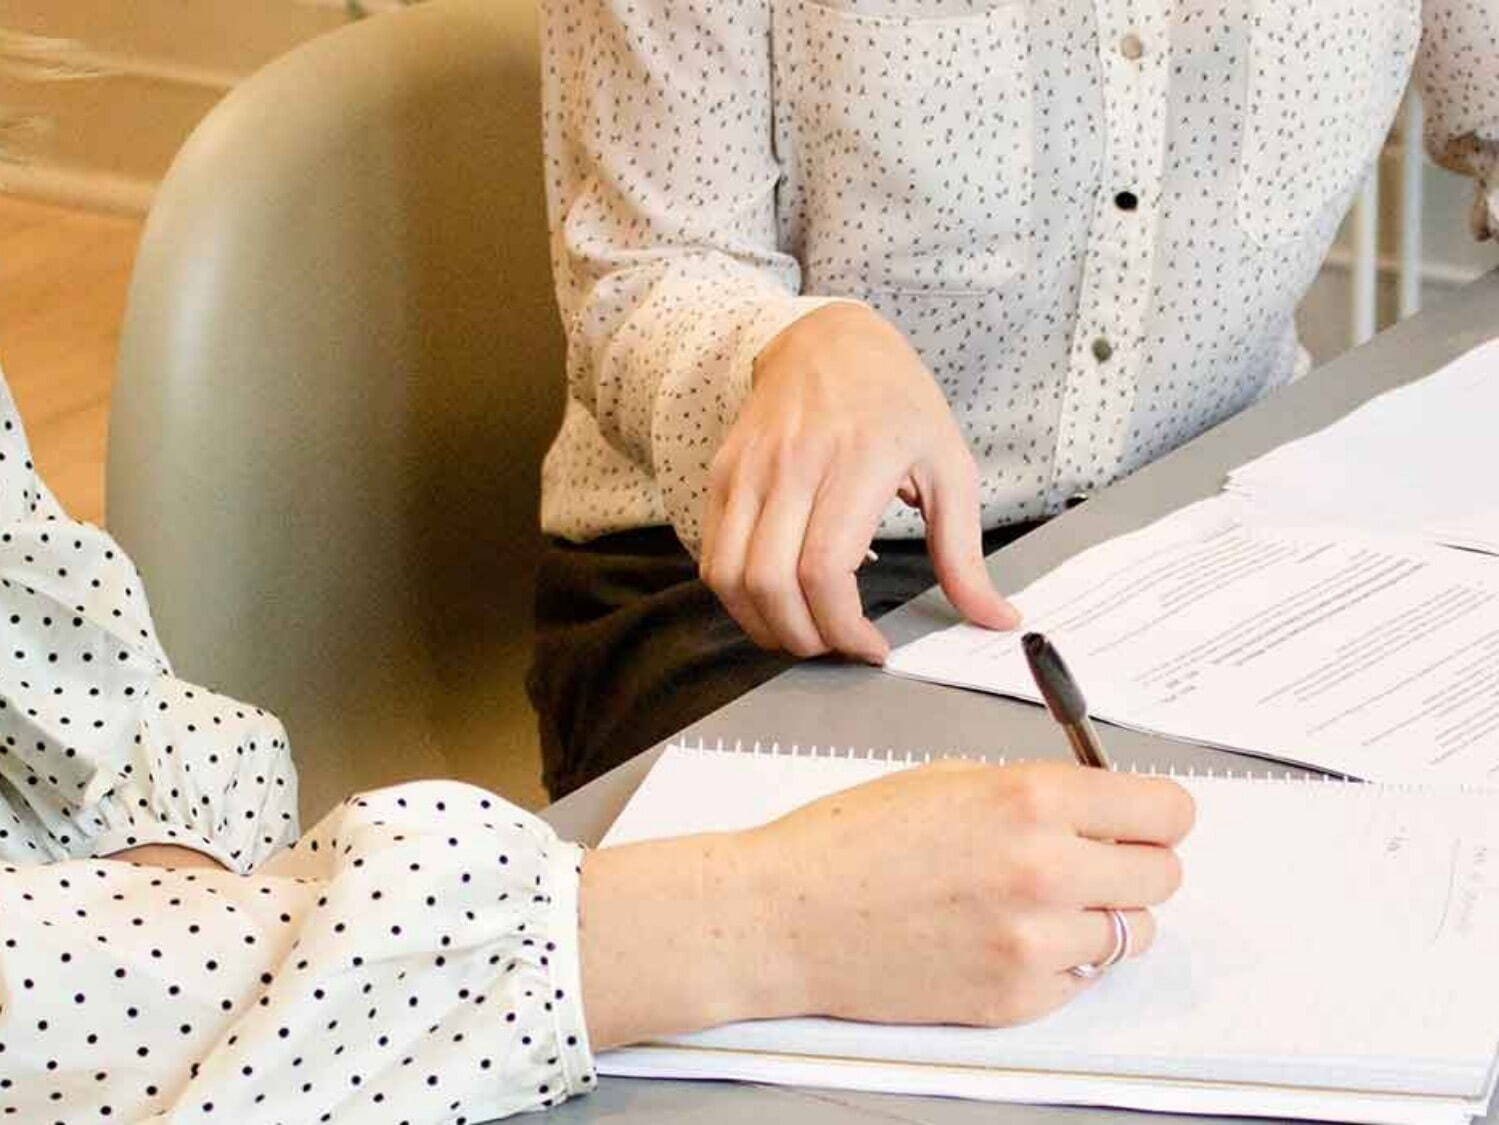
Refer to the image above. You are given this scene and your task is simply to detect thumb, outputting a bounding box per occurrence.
[920,451,1021,630]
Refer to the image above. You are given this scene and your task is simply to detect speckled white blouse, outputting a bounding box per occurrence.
[0,373,596,1121]
[539,0,1499,550]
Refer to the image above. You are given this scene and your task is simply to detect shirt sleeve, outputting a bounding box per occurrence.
[541,0,852,550]
[0,780,597,1122]
[0,371,298,872]
[1414,0,1499,240]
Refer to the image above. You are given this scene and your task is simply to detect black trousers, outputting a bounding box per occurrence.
[528,523,1042,799]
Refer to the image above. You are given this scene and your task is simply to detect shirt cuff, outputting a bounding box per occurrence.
[544,840,599,1103]
[89,821,242,870]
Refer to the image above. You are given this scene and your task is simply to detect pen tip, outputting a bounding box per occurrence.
[1021,632,1047,656]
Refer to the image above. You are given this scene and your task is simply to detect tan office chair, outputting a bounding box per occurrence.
[107,0,561,822]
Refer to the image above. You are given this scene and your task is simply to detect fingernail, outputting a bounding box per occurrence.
[986,605,1021,630]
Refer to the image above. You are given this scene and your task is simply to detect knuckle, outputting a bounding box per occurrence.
[840,428,889,466]
[1004,852,1061,905]
[741,562,783,603]
[992,916,1048,969]
[796,548,841,593]
[700,557,739,599]
[1156,850,1185,900]
[999,770,1059,827]
[770,434,820,484]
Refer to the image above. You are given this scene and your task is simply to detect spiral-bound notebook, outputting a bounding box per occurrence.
[597,741,1499,1125]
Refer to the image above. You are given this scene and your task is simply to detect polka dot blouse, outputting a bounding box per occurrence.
[538,0,1499,551]
[0,370,596,1118]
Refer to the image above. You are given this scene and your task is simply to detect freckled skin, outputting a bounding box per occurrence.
[580,760,1192,1047]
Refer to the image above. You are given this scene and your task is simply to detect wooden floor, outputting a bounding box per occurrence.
[0,195,140,525]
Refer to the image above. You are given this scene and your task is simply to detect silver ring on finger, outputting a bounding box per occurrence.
[1068,908,1131,979]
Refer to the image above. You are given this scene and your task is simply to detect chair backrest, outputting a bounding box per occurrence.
[107,0,562,820]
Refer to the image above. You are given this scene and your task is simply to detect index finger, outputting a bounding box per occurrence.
[1066,769,1196,846]
[1009,762,1195,845]
[799,454,909,661]
[922,446,1020,631]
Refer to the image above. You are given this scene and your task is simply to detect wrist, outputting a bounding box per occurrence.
[578,829,812,1048]
[750,299,884,387]
[720,825,819,1021]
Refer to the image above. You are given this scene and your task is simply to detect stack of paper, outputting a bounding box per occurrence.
[599,743,1499,1125]
[886,336,1499,784]
[1225,336,1499,554]
[886,494,1499,783]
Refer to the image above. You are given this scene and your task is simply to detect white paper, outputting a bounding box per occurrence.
[599,744,1499,1122]
[1225,336,1499,552]
[601,1046,1482,1125]
[886,495,1499,783]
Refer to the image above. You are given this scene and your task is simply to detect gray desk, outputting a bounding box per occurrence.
[538,271,1499,1124]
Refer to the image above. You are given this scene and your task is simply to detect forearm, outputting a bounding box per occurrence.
[102,843,228,869]
[579,830,809,1049]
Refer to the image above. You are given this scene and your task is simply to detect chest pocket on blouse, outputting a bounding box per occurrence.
[778,0,1033,293]
[1237,0,1419,246]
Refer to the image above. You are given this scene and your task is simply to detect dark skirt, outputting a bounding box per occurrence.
[528,522,1041,798]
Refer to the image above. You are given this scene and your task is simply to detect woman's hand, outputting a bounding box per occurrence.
[761,760,1192,1026]
[700,302,1019,664]
[580,760,1193,1048]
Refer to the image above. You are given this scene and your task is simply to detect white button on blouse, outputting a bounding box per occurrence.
[538,0,1499,551]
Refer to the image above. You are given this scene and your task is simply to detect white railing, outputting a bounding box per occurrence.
[1350,94,1426,345]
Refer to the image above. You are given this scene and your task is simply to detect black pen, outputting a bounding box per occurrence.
[1021,632,1112,770]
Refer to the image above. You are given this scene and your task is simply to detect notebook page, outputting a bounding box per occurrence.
[603,743,905,845]
[884,494,1499,784]
[599,744,1499,1113]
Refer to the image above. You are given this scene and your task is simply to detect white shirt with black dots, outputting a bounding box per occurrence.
[0,372,595,1120]
[539,0,1499,551]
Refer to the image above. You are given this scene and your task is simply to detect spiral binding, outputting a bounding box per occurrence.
[668,735,1499,792]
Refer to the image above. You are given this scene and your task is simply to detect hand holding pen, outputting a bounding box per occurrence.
[1022,632,1111,769]
[1022,631,1136,978]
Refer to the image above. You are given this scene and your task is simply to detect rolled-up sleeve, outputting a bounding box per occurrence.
[541,0,849,549]
[0,372,298,872]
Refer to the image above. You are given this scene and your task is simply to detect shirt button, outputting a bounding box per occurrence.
[1114,190,1139,211]
[1120,32,1144,59]
[1091,337,1114,362]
